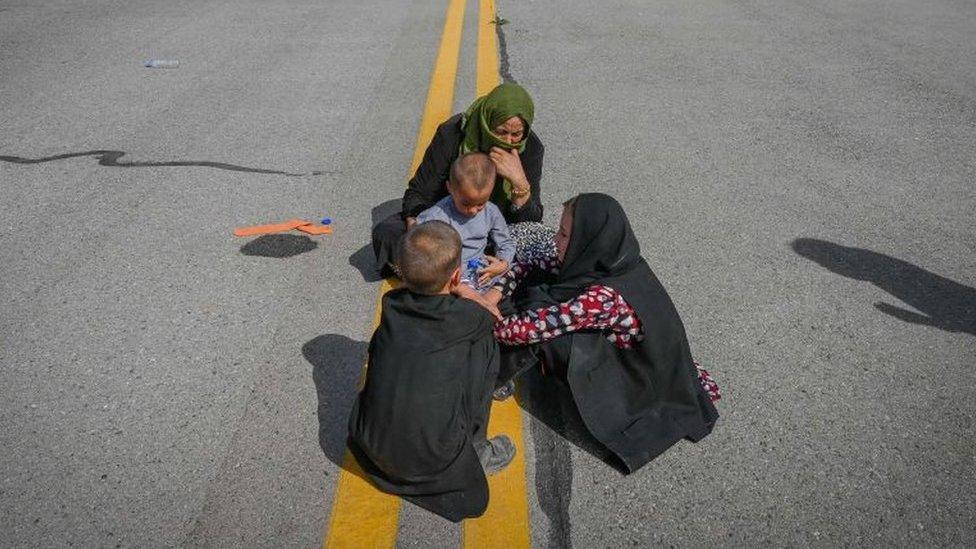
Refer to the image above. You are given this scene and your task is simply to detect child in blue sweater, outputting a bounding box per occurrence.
[416,153,515,313]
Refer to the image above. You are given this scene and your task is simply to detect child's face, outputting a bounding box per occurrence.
[449,180,492,218]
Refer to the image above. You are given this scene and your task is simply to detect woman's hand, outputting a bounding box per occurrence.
[489,147,531,207]
[477,255,509,287]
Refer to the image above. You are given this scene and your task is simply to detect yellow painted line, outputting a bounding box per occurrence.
[323,279,399,549]
[410,0,467,176]
[323,0,466,546]
[475,0,502,102]
[462,0,532,547]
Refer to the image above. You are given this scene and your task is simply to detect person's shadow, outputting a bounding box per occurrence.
[516,368,625,470]
[303,334,369,467]
[792,238,976,336]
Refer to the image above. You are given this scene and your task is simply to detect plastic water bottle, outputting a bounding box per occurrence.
[466,257,487,288]
[143,59,179,69]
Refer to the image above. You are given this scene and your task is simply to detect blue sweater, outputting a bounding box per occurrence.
[416,196,516,267]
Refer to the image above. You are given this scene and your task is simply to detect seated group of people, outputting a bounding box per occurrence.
[349,84,721,522]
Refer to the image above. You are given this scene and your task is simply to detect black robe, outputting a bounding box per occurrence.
[372,114,545,272]
[347,289,499,521]
[508,193,719,473]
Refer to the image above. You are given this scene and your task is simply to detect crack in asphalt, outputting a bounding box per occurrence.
[0,150,331,177]
[496,22,516,84]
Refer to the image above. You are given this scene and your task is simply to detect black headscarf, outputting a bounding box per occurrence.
[552,193,643,297]
[514,193,719,473]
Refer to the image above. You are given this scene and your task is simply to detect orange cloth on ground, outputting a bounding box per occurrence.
[233,219,308,237]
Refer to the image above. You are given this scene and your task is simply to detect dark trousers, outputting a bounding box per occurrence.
[497,336,571,388]
[371,213,406,276]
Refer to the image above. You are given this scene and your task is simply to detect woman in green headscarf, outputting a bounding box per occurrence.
[372,83,549,276]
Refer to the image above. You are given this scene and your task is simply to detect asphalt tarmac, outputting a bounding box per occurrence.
[1,0,974,547]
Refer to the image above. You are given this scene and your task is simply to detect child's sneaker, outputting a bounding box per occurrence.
[475,435,516,475]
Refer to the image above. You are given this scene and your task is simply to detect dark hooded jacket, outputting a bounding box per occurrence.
[347,288,499,521]
[514,193,718,472]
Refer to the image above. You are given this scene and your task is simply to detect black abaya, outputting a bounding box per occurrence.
[347,289,499,521]
[507,193,719,473]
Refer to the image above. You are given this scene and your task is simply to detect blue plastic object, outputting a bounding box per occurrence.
[465,257,487,288]
[320,217,332,225]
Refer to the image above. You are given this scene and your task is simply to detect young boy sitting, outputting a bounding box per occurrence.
[415,152,515,307]
[347,221,516,522]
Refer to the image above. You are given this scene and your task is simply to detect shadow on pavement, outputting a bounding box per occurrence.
[0,149,325,176]
[240,234,317,258]
[304,334,368,474]
[792,238,976,336]
[518,367,578,549]
[348,244,383,282]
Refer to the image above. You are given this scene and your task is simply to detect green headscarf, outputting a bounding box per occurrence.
[459,83,535,203]
[460,83,535,154]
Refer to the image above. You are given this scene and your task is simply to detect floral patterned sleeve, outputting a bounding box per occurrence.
[491,255,560,297]
[493,284,723,403]
[493,285,643,348]
[696,363,721,402]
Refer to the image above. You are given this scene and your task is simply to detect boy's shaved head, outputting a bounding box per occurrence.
[449,152,496,192]
[396,221,462,294]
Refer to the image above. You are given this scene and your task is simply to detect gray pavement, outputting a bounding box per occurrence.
[502,0,975,546]
[1,0,974,547]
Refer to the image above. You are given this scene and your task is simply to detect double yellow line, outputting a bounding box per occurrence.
[323,0,530,547]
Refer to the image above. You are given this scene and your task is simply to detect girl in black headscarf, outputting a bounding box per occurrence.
[484,193,720,473]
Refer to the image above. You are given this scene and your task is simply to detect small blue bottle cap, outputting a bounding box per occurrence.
[320,217,332,225]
